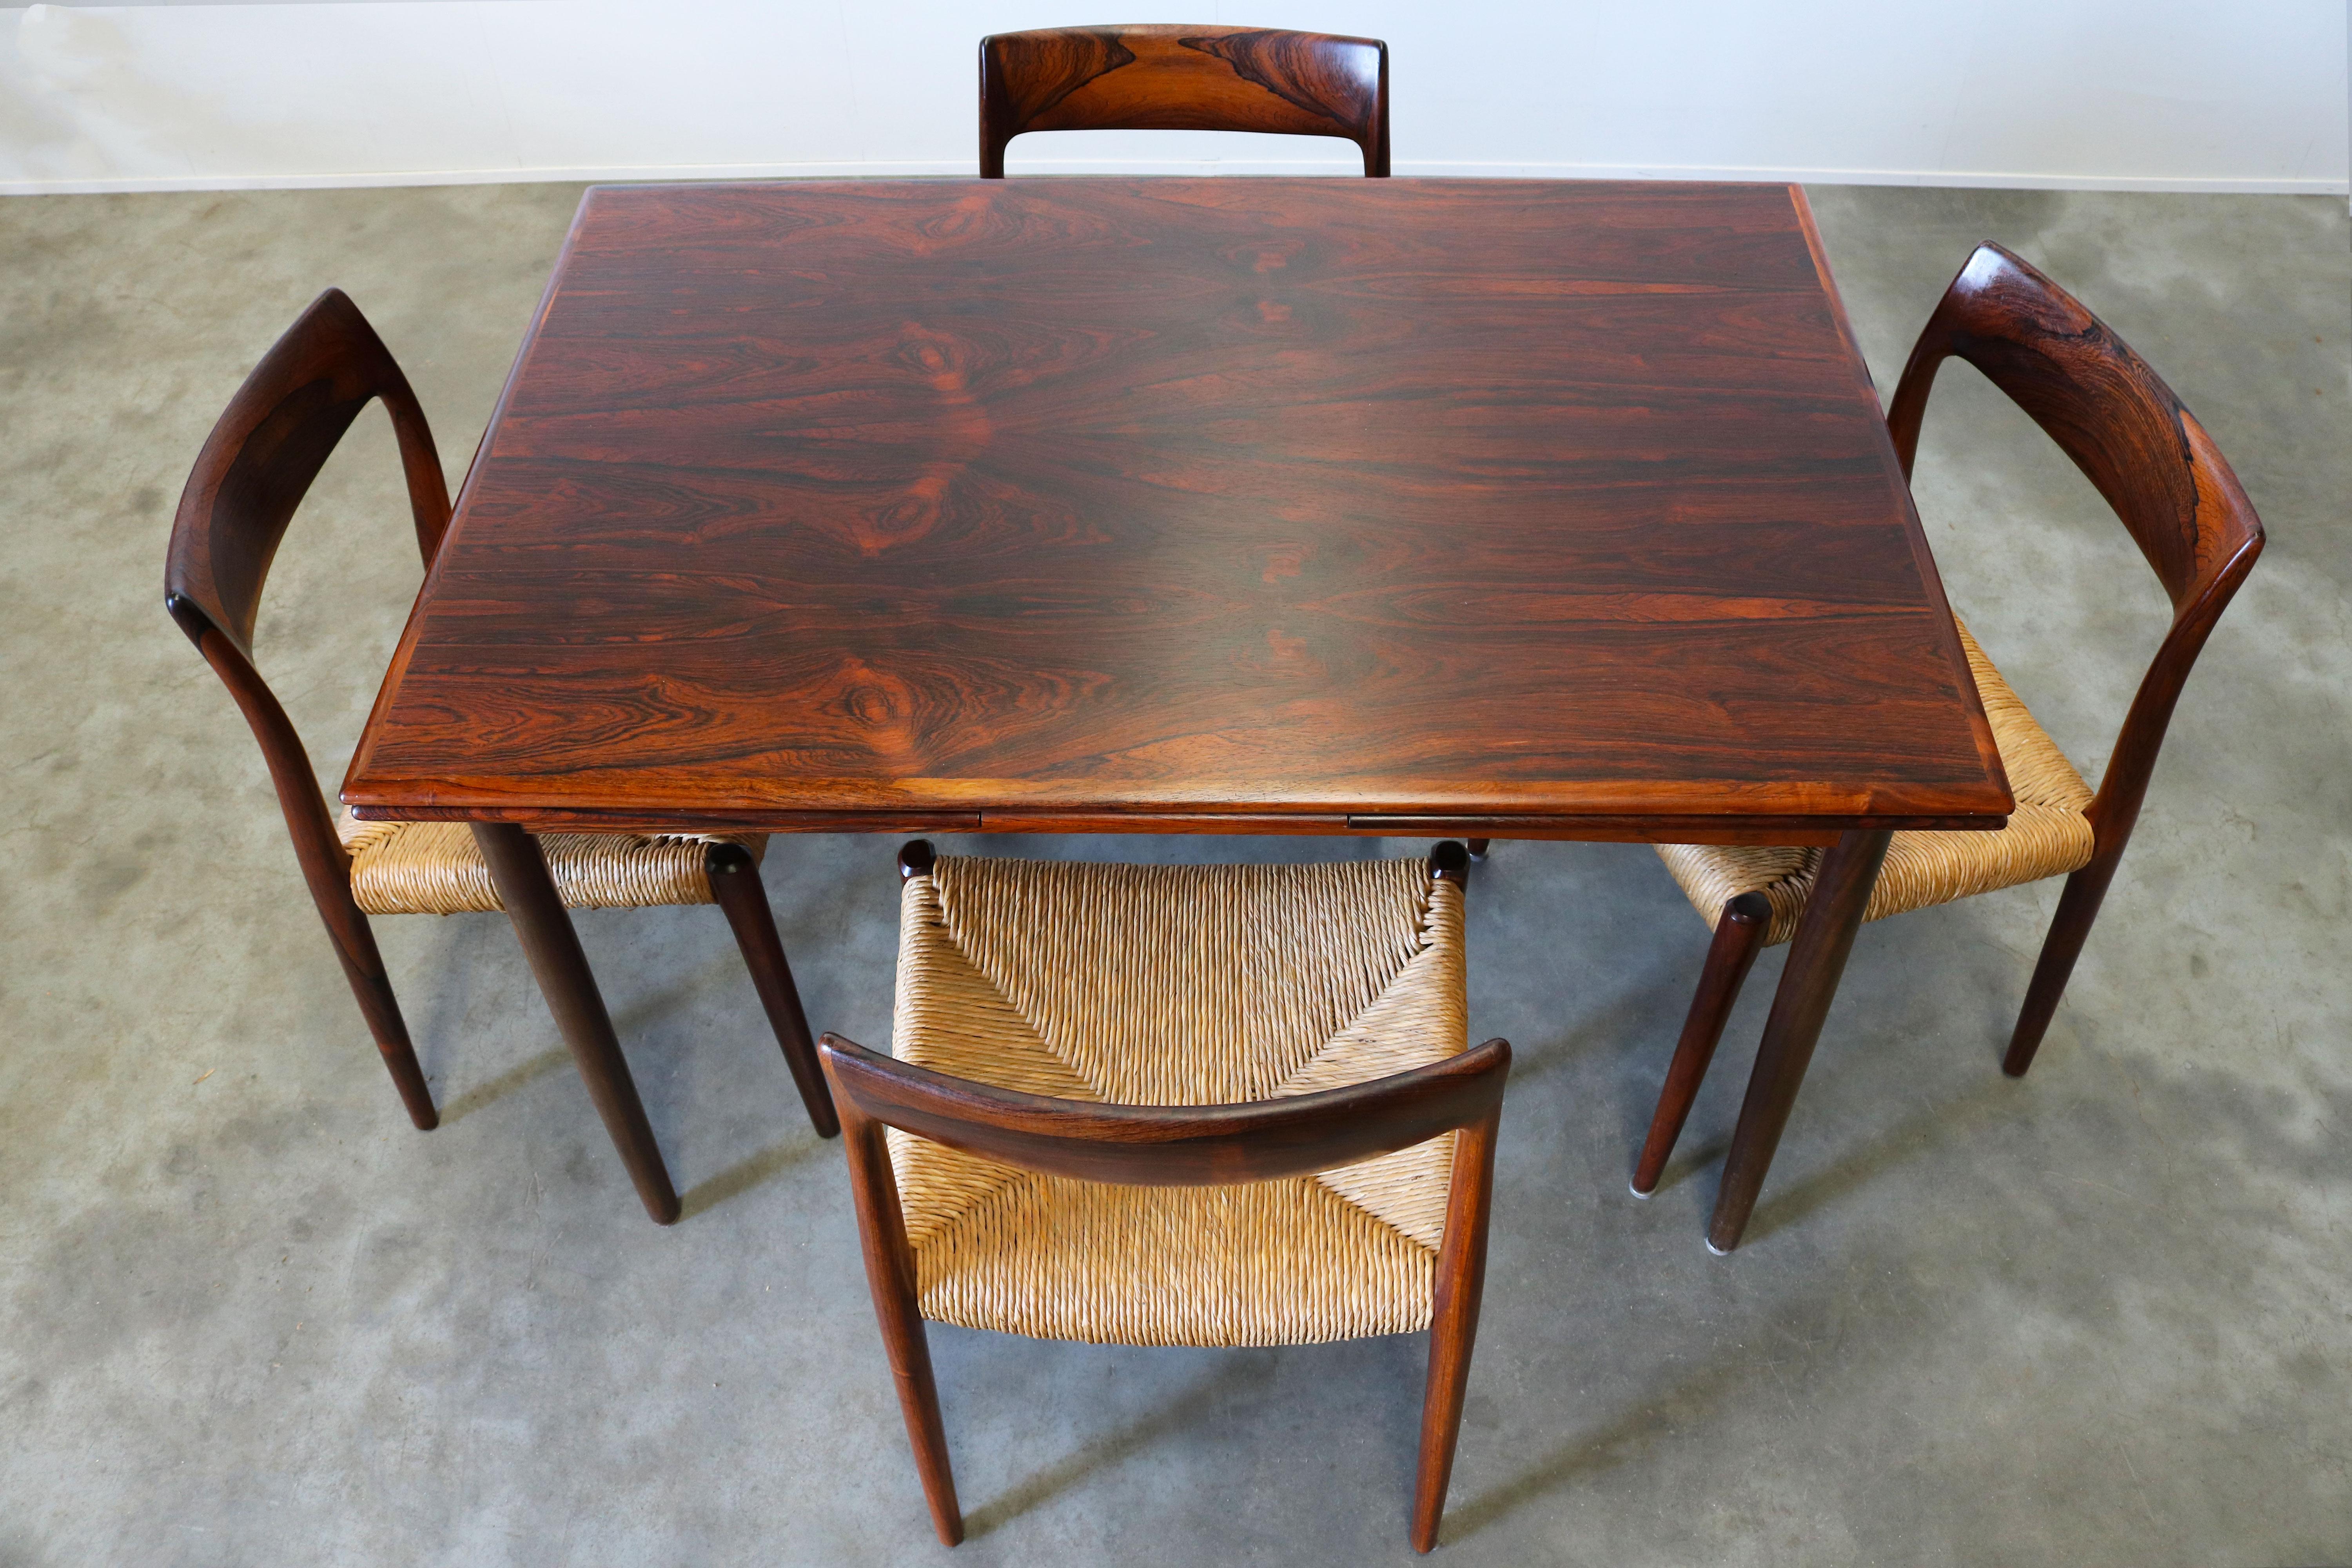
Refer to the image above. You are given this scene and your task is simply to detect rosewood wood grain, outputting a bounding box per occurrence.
[472,822,681,1225]
[350,807,2006,844]
[169,289,450,660]
[1414,1103,1499,1553]
[346,805,987,835]
[343,180,2012,844]
[819,1025,1509,1548]
[705,842,836,1136]
[979,25,1388,178]
[1707,828,1890,1253]
[835,1093,963,1545]
[169,290,839,1193]
[1630,891,1770,1198]
[1350,813,2002,846]
[1884,243,2263,1077]
[167,288,448,1131]
[818,1033,1508,1188]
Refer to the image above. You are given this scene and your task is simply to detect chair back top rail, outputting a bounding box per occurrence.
[166,288,447,662]
[979,24,1389,177]
[1882,243,2264,844]
[820,1033,1508,1187]
[1886,243,2262,615]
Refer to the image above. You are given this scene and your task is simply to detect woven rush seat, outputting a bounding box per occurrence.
[889,853,1468,1348]
[336,811,763,916]
[1657,619,2095,946]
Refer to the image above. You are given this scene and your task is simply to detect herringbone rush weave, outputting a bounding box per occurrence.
[888,854,1468,1348]
[336,809,762,916]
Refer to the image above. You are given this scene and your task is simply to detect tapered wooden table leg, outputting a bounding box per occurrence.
[1706,827,1891,1254]
[472,821,681,1225]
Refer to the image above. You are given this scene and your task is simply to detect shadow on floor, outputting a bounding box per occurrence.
[1445,1072,2030,1538]
[1740,1069,2020,1247]
[962,1359,1264,1540]
[437,1046,570,1125]
[679,1134,827,1221]
[1442,1336,1766,1546]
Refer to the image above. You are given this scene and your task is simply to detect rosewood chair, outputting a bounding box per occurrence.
[823,841,1506,1551]
[165,288,835,1154]
[978,24,1389,177]
[1631,243,2264,1201]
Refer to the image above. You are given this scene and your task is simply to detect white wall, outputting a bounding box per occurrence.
[2,0,2345,195]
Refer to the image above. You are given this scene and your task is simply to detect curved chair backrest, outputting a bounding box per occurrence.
[821,1033,1509,1188]
[164,289,449,908]
[1884,244,2264,849]
[167,288,448,661]
[979,24,1389,178]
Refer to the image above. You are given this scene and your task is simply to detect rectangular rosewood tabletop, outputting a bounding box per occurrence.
[345,178,2011,841]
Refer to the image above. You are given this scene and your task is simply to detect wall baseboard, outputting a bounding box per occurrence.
[3,159,2344,199]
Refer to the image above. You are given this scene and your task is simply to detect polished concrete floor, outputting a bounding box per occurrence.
[2,181,2346,1566]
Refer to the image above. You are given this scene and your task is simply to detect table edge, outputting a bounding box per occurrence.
[1788,185,2013,809]
[340,800,2012,847]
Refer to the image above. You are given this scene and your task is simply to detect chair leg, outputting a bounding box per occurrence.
[1465,838,1490,861]
[1413,1103,1501,1553]
[836,1097,963,1545]
[705,844,838,1138]
[302,867,438,1130]
[1631,893,1771,1197]
[2004,854,2122,1078]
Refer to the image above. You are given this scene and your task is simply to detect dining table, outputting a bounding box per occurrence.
[343,176,2013,1249]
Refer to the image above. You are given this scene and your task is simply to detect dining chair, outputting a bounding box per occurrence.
[978,24,1389,177]
[1629,243,2265,1200]
[164,288,836,1145]
[822,840,1506,1551]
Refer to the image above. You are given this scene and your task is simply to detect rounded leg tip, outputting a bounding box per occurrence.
[1704,1236,1734,1257]
[802,1095,843,1140]
[2004,1024,2050,1078]
[1627,1176,1655,1200]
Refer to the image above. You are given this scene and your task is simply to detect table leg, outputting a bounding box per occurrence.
[472,822,682,1225]
[1706,827,1891,1254]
